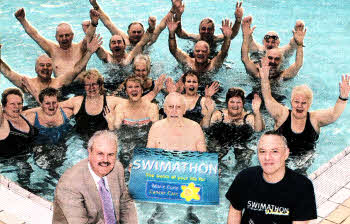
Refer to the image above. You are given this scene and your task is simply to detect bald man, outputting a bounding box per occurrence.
[15,8,99,77]
[167,17,233,74]
[0,35,102,102]
[147,92,206,152]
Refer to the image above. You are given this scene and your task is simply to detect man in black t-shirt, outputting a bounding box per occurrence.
[225,130,317,224]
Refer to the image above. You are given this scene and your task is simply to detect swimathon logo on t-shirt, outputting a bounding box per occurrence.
[247,200,290,216]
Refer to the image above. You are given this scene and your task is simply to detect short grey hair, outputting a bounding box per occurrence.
[87,130,118,151]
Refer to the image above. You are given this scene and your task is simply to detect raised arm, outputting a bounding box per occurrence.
[281,26,306,79]
[214,1,243,42]
[89,0,130,45]
[210,19,233,70]
[55,34,103,86]
[172,0,199,41]
[312,74,350,128]
[143,74,166,102]
[80,9,100,52]
[260,61,288,124]
[201,82,219,128]
[15,8,55,56]
[279,20,305,57]
[167,16,191,66]
[241,16,259,78]
[148,4,175,45]
[251,93,265,132]
[124,17,155,64]
[0,57,26,89]
[149,103,159,123]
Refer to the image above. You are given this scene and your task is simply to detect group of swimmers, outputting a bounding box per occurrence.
[0,0,350,197]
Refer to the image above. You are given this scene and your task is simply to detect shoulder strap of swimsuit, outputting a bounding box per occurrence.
[219,110,224,122]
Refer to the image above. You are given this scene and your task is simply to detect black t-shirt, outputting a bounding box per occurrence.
[225,166,317,223]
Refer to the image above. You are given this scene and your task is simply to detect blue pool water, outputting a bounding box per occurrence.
[1,0,350,223]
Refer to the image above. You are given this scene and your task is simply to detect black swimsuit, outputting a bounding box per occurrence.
[277,110,319,155]
[75,95,109,138]
[184,96,203,124]
[0,115,38,157]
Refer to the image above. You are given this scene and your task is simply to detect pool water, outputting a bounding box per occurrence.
[1,0,350,223]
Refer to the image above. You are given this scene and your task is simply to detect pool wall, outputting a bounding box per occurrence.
[1,146,350,224]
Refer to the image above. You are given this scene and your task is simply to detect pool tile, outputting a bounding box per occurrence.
[0,210,25,224]
[314,178,342,200]
[317,200,339,218]
[343,197,350,208]
[326,205,350,223]
[329,188,350,204]
[343,216,350,224]
[319,220,336,224]
[316,193,329,207]
[345,181,350,189]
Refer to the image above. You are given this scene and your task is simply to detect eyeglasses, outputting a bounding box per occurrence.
[264,35,279,40]
[84,83,99,88]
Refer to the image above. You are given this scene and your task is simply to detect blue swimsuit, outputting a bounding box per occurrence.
[34,108,72,145]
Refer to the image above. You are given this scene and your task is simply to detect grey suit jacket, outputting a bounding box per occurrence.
[52,158,138,224]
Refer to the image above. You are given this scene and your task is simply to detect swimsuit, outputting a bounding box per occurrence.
[184,96,204,124]
[34,108,72,145]
[0,115,38,157]
[75,95,109,138]
[277,110,319,155]
[142,80,155,96]
[122,117,151,127]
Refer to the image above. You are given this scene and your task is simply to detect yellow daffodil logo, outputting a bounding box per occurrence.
[180,182,200,202]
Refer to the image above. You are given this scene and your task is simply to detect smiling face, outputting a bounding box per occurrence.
[258,134,289,180]
[227,96,244,117]
[291,94,311,120]
[84,76,101,97]
[3,94,23,119]
[263,31,280,50]
[134,60,149,80]
[127,23,144,45]
[88,134,117,178]
[184,74,199,96]
[265,49,283,75]
[41,95,59,116]
[109,35,126,56]
[55,24,74,50]
[35,55,53,81]
[164,93,186,119]
[125,80,143,102]
[193,41,210,64]
[199,19,215,42]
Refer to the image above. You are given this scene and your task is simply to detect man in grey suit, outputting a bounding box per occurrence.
[52,130,138,223]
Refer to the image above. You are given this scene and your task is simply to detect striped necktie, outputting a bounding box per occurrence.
[98,178,116,224]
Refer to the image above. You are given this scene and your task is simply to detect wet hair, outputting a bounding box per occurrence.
[124,74,144,90]
[82,69,105,94]
[127,22,144,32]
[1,87,24,106]
[88,130,118,152]
[133,54,151,74]
[38,87,60,103]
[182,71,200,83]
[291,84,313,104]
[225,87,245,105]
[199,18,215,30]
[260,130,288,148]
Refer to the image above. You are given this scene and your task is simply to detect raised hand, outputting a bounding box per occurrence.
[293,24,307,46]
[172,0,185,15]
[221,19,233,38]
[90,9,100,24]
[102,105,114,126]
[339,74,350,99]
[165,77,176,93]
[14,8,25,21]
[205,81,220,98]
[148,16,157,31]
[202,98,215,117]
[234,1,244,21]
[89,0,99,9]
[87,34,103,53]
[252,93,262,113]
[166,16,180,34]
[154,74,166,92]
[241,16,256,37]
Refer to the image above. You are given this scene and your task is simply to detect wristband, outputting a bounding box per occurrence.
[169,36,175,40]
[91,22,98,27]
[147,28,154,33]
[339,96,348,101]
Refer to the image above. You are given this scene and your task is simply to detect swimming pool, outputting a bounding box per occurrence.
[1,0,350,223]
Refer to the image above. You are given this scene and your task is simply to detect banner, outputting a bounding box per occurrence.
[129,148,219,205]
